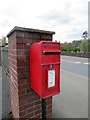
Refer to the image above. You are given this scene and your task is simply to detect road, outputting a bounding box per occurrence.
[52,55,88,118]
[61,56,88,77]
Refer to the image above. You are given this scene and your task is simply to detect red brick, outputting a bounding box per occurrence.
[17,49,26,55]
[19,89,26,96]
[19,94,30,101]
[26,96,39,104]
[25,112,34,118]
[18,83,29,90]
[16,38,32,44]
[8,27,53,119]
[18,73,27,79]
[46,97,52,105]
[27,107,35,114]
[17,67,26,74]
[18,79,26,85]
[16,44,25,49]
[47,108,52,113]
[47,113,52,118]
[47,97,52,102]
[34,114,41,118]
[35,104,42,110]
[24,32,40,39]
[19,103,33,111]
[19,100,27,106]
[35,109,42,115]
[16,31,24,38]
[19,110,26,117]
[47,104,52,110]
[40,34,52,40]
[34,100,41,106]
[17,61,29,67]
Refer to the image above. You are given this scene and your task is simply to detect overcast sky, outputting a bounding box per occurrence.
[0,0,88,43]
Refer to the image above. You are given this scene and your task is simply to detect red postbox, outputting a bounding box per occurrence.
[30,41,60,98]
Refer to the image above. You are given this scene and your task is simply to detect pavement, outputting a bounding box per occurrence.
[0,66,11,119]
[52,70,88,118]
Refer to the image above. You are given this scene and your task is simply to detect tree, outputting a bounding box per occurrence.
[1,36,6,47]
[61,39,90,52]
[82,31,88,39]
[61,42,74,52]
[72,40,81,52]
[80,39,90,52]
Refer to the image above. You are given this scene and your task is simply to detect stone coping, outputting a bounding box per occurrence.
[7,26,55,37]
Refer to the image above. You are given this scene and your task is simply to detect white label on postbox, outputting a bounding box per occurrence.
[48,70,55,88]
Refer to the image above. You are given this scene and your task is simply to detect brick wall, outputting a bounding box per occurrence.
[61,51,90,58]
[7,26,55,119]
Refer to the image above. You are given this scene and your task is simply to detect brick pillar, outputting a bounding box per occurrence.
[7,26,55,119]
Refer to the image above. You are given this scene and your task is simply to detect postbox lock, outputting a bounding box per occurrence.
[50,64,54,68]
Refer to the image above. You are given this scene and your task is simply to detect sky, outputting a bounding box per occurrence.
[0,0,88,43]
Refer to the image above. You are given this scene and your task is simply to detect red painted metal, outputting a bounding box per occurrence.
[30,41,60,98]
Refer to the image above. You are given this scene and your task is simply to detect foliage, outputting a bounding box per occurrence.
[1,36,7,47]
[61,39,90,52]
[61,31,89,52]
[61,41,81,52]
[61,42,73,52]
[80,39,90,52]
[82,31,88,39]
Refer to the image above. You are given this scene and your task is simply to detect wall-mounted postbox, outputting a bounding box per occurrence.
[30,41,60,98]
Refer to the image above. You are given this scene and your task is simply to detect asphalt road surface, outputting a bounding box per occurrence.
[52,55,88,118]
[61,56,88,77]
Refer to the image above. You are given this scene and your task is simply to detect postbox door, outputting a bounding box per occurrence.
[42,63,60,98]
